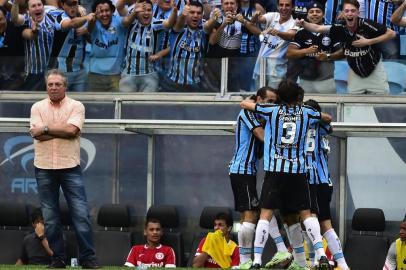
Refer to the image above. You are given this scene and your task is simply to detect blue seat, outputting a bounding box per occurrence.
[383,61,406,95]
[334,61,349,94]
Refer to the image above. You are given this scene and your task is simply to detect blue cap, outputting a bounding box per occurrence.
[307,1,325,13]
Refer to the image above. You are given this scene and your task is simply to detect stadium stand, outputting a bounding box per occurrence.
[94,204,134,266]
[383,61,406,95]
[344,208,390,270]
[0,202,30,264]
[146,205,185,266]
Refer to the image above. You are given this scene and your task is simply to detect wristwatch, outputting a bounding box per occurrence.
[37,234,46,241]
[43,125,49,135]
[326,53,331,60]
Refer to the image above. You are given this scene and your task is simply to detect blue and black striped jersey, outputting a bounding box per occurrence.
[23,12,56,75]
[255,103,321,173]
[167,26,207,85]
[229,109,263,175]
[306,122,332,185]
[49,11,86,72]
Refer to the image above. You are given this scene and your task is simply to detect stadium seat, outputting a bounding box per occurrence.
[0,202,30,264]
[186,206,234,267]
[94,204,134,266]
[146,205,185,266]
[344,208,390,270]
[383,61,406,94]
[334,61,349,94]
[60,203,79,264]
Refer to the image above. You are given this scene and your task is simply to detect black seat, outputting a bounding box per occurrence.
[186,206,234,267]
[146,205,184,266]
[0,202,30,263]
[344,208,390,270]
[94,204,134,266]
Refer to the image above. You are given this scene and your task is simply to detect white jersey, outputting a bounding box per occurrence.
[254,12,296,76]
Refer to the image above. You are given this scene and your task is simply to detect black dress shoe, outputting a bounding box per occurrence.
[81,260,101,269]
[47,258,66,269]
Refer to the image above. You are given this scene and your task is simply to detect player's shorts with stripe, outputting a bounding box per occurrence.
[230,173,259,212]
[260,171,311,215]
[310,183,333,221]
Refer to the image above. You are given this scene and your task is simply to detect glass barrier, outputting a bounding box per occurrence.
[2,54,406,94]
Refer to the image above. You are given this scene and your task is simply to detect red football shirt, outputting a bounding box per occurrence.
[125,244,176,268]
[195,237,240,268]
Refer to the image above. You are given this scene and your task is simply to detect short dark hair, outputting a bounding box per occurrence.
[304,99,321,112]
[278,80,303,104]
[277,0,295,8]
[214,212,233,227]
[92,0,115,13]
[189,0,203,10]
[342,0,359,9]
[0,6,7,17]
[137,0,153,6]
[145,217,162,228]
[31,208,44,223]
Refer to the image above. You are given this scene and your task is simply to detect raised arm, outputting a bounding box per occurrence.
[391,0,406,27]
[203,7,221,34]
[240,100,256,111]
[173,2,189,32]
[60,13,95,29]
[116,0,131,16]
[297,18,331,33]
[11,0,25,26]
[162,5,178,29]
[121,1,145,27]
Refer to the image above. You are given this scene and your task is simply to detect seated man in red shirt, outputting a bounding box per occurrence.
[125,218,176,268]
[193,212,240,268]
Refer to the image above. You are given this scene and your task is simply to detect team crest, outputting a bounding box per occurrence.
[322,36,331,46]
[107,26,116,34]
[155,252,164,260]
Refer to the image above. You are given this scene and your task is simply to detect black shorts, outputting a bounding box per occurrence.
[229,173,259,212]
[260,172,311,215]
[310,183,333,221]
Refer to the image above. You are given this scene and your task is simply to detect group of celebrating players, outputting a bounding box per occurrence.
[229,80,349,270]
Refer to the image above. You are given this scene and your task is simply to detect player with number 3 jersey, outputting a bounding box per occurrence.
[240,80,334,270]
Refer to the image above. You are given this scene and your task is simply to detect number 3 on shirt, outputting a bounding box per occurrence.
[281,122,296,144]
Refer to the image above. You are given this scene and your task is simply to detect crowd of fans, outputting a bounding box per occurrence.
[0,0,405,93]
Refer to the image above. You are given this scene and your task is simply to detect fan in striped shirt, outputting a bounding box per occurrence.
[10,0,59,91]
[119,0,177,92]
[163,1,208,92]
[49,1,96,92]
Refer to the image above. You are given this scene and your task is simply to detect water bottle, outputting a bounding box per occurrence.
[71,258,78,267]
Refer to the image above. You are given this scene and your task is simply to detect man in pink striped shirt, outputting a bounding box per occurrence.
[29,69,100,269]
